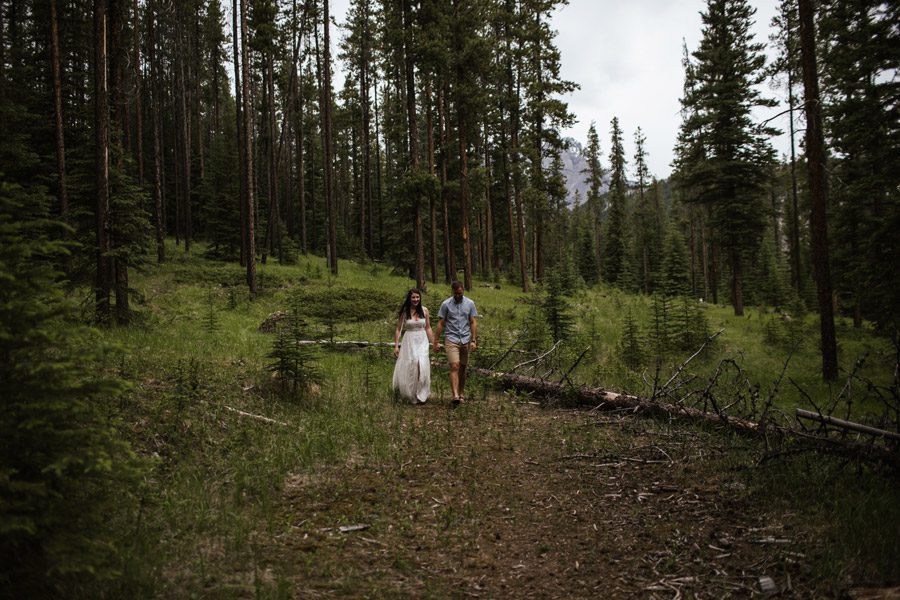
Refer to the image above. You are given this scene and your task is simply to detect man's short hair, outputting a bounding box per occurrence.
[451,280,464,291]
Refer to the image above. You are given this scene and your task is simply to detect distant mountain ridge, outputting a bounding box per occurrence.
[545,137,610,207]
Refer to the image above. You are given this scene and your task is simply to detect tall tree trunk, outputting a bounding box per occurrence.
[239,0,256,293]
[798,0,838,381]
[688,204,697,296]
[701,214,709,300]
[108,0,130,323]
[264,55,280,262]
[787,40,802,293]
[178,43,192,253]
[132,0,143,186]
[94,0,111,323]
[511,65,528,292]
[360,0,372,257]
[458,111,472,290]
[500,105,515,271]
[484,123,494,274]
[50,0,68,221]
[426,78,438,283]
[730,243,744,316]
[149,1,164,263]
[232,0,246,266]
[374,73,384,257]
[402,0,424,289]
[709,228,718,305]
[532,8,544,284]
[321,0,337,274]
[295,63,306,254]
[439,81,454,282]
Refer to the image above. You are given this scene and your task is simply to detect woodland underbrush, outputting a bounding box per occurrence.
[8,245,896,597]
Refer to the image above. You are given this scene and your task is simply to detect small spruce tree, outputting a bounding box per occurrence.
[619,309,643,369]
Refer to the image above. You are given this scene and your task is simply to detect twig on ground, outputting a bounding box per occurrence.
[223,405,289,426]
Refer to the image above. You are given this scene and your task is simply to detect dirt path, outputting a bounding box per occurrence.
[268,394,823,598]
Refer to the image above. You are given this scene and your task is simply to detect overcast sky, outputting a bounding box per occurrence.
[325,0,790,179]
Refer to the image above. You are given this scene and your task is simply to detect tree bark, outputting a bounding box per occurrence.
[730,243,744,316]
[149,1,165,263]
[402,0,425,289]
[426,78,438,283]
[132,0,143,186]
[94,0,111,323]
[50,0,68,222]
[798,0,838,380]
[264,54,280,262]
[510,41,528,292]
[239,0,256,293]
[458,111,473,291]
[321,0,337,275]
[439,81,455,282]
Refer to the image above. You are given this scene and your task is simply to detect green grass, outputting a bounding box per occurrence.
[83,240,896,597]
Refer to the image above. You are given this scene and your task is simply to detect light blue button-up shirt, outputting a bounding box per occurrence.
[437,296,478,344]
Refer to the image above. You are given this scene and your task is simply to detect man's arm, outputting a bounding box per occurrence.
[468,316,477,351]
[433,319,444,351]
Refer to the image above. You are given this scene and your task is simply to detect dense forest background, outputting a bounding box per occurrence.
[1,0,898,595]
[2,0,897,329]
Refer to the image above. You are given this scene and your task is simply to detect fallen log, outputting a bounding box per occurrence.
[471,368,900,471]
[294,339,394,348]
[471,368,763,435]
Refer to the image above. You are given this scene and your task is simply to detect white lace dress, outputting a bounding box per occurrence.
[392,317,431,403]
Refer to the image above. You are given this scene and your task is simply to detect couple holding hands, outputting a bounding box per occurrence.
[392,281,478,406]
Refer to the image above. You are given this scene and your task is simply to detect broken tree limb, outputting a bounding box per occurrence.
[795,409,900,442]
[657,330,723,397]
[559,346,591,385]
[511,340,562,373]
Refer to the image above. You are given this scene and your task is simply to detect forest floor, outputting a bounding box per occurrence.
[256,391,885,599]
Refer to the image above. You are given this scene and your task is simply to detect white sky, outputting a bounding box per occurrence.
[324,0,791,179]
[550,0,789,178]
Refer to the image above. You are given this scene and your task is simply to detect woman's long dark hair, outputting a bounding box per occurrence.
[398,288,425,320]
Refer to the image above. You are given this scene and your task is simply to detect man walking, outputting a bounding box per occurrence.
[433,281,478,406]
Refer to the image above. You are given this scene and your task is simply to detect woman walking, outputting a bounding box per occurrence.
[392,288,434,404]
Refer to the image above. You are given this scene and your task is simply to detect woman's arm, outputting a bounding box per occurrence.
[394,316,403,357]
[424,307,434,345]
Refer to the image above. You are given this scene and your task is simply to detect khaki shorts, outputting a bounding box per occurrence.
[445,341,470,365]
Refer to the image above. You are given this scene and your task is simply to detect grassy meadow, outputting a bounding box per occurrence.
[88,241,897,598]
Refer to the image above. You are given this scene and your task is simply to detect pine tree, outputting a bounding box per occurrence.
[267,309,322,400]
[542,268,573,342]
[602,116,627,285]
[818,0,900,336]
[575,226,598,286]
[632,127,660,294]
[678,0,778,315]
[582,121,604,273]
[619,309,643,369]
[0,180,142,592]
[659,226,692,298]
